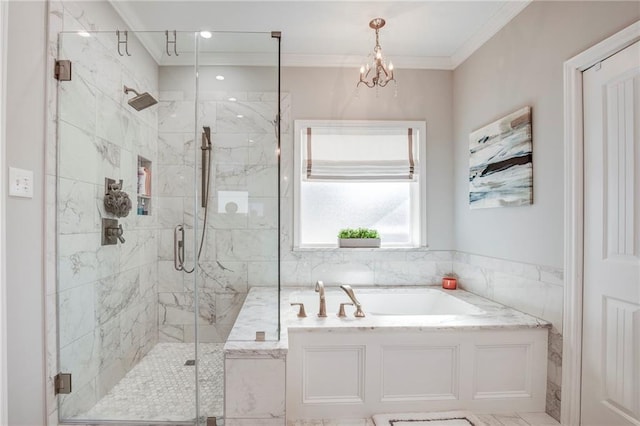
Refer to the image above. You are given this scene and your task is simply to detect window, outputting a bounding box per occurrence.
[294,120,427,248]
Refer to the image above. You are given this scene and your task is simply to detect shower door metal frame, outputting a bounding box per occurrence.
[0,1,8,424]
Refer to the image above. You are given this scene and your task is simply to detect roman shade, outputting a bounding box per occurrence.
[302,126,419,181]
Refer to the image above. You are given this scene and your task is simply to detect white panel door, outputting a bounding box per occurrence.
[582,40,640,426]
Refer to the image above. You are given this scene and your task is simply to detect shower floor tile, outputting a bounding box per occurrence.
[77,342,223,423]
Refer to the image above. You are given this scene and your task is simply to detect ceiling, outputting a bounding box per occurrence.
[110,1,531,69]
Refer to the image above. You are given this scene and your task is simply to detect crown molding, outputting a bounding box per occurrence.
[281,54,453,70]
[450,0,531,69]
[109,0,531,70]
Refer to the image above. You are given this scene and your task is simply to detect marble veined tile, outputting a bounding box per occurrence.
[58,232,118,291]
[247,164,279,197]
[213,144,250,165]
[311,261,375,286]
[225,357,285,418]
[158,100,196,133]
[216,229,278,262]
[59,73,97,135]
[373,260,439,285]
[95,269,139,326]
[59,328,100,391]
[58,282,95,348]
[247,261,280,287]
[57,178,99,235]
[248,133,279,166]
[58,130,121,188]
[157,164,195,197]
[216,100,277,134]
[198,261,248,293]
[158,132,193,165]
[248,197,278,229]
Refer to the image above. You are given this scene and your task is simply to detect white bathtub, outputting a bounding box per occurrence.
[285,286,550,420]
[289,287,485,316]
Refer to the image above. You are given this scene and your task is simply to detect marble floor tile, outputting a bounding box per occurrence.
[73,342,223,423]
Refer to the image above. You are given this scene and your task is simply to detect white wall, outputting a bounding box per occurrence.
[453,1,640,268]
[5,1,48,424]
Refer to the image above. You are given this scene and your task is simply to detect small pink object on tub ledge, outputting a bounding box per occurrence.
[442,276,457,290]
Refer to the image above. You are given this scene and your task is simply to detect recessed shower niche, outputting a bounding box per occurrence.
[137,156,152,215]
[55,27,281,425]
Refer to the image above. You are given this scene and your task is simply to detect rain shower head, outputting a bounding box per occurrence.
[123,85,158,111]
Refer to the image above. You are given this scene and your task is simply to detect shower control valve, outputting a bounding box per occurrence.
[102,218,125,245]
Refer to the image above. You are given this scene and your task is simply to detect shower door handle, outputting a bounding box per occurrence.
[174,224,185,271]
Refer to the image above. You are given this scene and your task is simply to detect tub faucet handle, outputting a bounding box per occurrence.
[337,302,353,318]
[290,303,307,318]
[339,284,365,318]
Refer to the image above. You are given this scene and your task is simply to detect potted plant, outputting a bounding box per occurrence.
[338,227,381,248]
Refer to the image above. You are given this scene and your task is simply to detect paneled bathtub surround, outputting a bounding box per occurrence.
[225,286,550,424]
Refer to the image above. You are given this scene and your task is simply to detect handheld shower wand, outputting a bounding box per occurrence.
[201,126,212,208]
[174,126,213,273]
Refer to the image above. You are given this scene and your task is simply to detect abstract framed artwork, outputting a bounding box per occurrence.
[469,106,533,209]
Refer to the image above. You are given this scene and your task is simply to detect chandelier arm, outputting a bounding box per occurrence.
[357,79,375,88]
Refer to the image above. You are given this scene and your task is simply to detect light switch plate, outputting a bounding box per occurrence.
[9,167,34,198]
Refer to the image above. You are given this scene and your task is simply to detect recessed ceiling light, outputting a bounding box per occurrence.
[216,75,225,81]
[200,31,212,39]
[236,114,244,118]
[228,97,237,102]
[77,31,91,38]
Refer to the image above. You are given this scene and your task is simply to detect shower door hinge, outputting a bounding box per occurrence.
[54,373,72,395]
[54,60,72,81]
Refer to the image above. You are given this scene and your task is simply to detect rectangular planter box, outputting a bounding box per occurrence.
[338,238,381,248]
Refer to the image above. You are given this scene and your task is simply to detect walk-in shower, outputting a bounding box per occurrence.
[55,27,281,425]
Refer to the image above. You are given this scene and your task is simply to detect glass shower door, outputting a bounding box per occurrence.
[55,29,202,424]
[193,31,282,349]
[56,27,281,425]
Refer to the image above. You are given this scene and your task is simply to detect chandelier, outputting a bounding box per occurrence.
[358,18,396,89]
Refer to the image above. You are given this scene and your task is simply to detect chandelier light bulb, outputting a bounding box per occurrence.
[389,62,394,71]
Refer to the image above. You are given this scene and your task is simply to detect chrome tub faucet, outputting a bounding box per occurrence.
[339,284,365,317]
[315,280,327,317]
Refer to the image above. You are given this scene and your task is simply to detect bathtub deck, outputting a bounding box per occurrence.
[288,412,559,425]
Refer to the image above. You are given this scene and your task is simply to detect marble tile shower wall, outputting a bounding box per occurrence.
[54,16,159,418]
[156,89,289,343]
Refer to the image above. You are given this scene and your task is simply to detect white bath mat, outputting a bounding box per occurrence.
[372,411,488,426]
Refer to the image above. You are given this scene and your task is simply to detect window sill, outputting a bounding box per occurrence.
[293,246,430,252]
